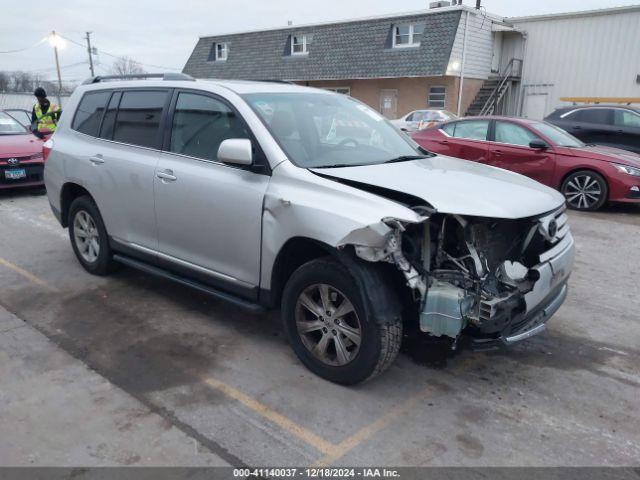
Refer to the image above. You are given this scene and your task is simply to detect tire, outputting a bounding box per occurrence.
[68,195,117,275]
[282,257,402,385]
[561,170,608,211]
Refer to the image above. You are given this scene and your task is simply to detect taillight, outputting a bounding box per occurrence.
[42,138,54,162]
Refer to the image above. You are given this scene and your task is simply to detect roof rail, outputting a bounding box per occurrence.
[255,79,295,84]
[82,72,195,85]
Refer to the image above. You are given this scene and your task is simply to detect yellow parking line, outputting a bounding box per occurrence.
[0,257,59,293]
[200,376,339,456]
[309,356,477,467]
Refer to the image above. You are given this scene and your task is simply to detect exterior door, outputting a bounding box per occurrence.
[81,89,169,250]
[612,109,640,153]
[488,120,555,185]
[439,120,491,162]
[154,91,269,290]
[379,90,398,119]
[523,93,548,120]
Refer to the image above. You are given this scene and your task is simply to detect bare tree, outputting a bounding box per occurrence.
[110,56,145,76]
[0,72,9,92]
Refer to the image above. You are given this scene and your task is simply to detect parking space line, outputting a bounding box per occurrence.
[0,257,60,293]
[309,357,478,467]
[200,376,339,456]
[310,385,436,467]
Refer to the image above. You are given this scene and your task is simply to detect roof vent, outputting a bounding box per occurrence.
[429,1,451,8]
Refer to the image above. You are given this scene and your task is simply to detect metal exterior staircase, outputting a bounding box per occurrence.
[465,58,522,117]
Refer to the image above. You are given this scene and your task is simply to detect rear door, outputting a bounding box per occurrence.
[612,109,640,153]
[437,120,490,162]
[85,88,170,251]
[563,108,614,145]
[487,120,555,185]
[153,90,270,292]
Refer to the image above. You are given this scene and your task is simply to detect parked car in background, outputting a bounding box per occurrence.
[45,76,574,384]
[412,116,640,211]
[0,111,45,190]
[391,109,457,132]
[2,109,33,129]
[545,105,640,154]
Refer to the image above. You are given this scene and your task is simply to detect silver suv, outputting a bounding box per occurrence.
[44,74,575,384]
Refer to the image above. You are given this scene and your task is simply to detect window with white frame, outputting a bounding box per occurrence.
[323,87,351,95]
[216,42,228,61]
[392,23,424,48]
[428,86,446,108]
[291,34,312,55]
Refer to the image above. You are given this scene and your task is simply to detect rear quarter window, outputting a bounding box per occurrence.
[71,91,111,136]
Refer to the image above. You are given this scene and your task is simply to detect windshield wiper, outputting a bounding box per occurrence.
[383,155,430,164]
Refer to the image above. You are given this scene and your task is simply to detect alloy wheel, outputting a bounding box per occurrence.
[73,210,100,263]
[294,283,362,367]
[563,174,602,210]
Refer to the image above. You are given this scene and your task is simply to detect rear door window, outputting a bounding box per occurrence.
[451,120,489,141]
[574,108,612,125]
[112,90,169,148]
[494,121,540,146]
[72,91,111,137]
[99,91,122,140]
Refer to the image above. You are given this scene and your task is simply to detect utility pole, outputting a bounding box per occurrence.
[85,31,95,76]
[51,30,63,106]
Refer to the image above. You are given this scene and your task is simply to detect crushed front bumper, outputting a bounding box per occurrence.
[471,232,575,351]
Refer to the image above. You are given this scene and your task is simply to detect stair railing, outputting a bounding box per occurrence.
[478,58,522,116]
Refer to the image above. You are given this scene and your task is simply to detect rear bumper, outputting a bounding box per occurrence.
[471,233,575,350]
[0,163,44,189]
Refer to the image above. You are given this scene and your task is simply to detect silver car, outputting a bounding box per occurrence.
[44,74,574,384]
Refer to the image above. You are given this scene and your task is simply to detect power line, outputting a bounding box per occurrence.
[0,37,47,54]
[57,32,181,71]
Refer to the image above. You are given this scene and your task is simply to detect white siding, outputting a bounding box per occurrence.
[449,10,494,80]
[513,8,640,118]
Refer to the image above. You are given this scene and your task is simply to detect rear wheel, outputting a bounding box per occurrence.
[68,196,117,275]
[282,258,402,385]
[561,170,608,211]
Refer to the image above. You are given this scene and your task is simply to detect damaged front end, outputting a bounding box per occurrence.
[339,206,575,349]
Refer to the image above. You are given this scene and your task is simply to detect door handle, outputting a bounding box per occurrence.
[494,150,503,156]
[572,126,581,130]
[89,155,104,165]
[156,169,177,182]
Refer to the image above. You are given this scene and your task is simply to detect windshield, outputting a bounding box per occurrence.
[243,92,423,168]
[415,110,457,122]
[531,121,584,147]
[0,112,28,135]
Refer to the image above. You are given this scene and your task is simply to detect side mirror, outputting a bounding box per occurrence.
[217,138,253,166]
[529,139,549,149]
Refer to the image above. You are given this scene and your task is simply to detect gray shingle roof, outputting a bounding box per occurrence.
[183,10,461,81]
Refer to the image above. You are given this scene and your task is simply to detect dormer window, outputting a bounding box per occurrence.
[392,23,424,48]
[216,42,228,61]
[291,34,312,55]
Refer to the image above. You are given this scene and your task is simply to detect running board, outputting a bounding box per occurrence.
[112,254,265,313]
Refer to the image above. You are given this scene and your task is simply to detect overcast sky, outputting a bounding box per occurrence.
[0,0,635,83]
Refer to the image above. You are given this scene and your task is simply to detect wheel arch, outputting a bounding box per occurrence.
[265,236,338,308]
[60,182,94,227]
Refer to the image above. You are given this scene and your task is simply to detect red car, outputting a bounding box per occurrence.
[412,116,640,211]
[0,111,45,190]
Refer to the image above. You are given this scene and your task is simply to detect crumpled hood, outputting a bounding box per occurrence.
[562,145,640,166]
[311,155,565,219]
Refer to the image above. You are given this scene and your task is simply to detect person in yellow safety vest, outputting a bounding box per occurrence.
[31,87,60,138]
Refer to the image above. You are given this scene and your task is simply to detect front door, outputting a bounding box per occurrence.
[488,120,555,185]
[153,91,269,291]
[379,90,398,119]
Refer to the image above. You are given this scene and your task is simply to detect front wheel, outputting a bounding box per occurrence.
[561,170,608,211]
[282,258,402,385]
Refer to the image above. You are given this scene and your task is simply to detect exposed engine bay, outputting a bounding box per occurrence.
[345,205,572,344]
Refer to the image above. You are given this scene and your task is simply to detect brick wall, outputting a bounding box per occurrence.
[301,76,483,118]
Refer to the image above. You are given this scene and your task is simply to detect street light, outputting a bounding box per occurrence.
[48,31,64,106]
